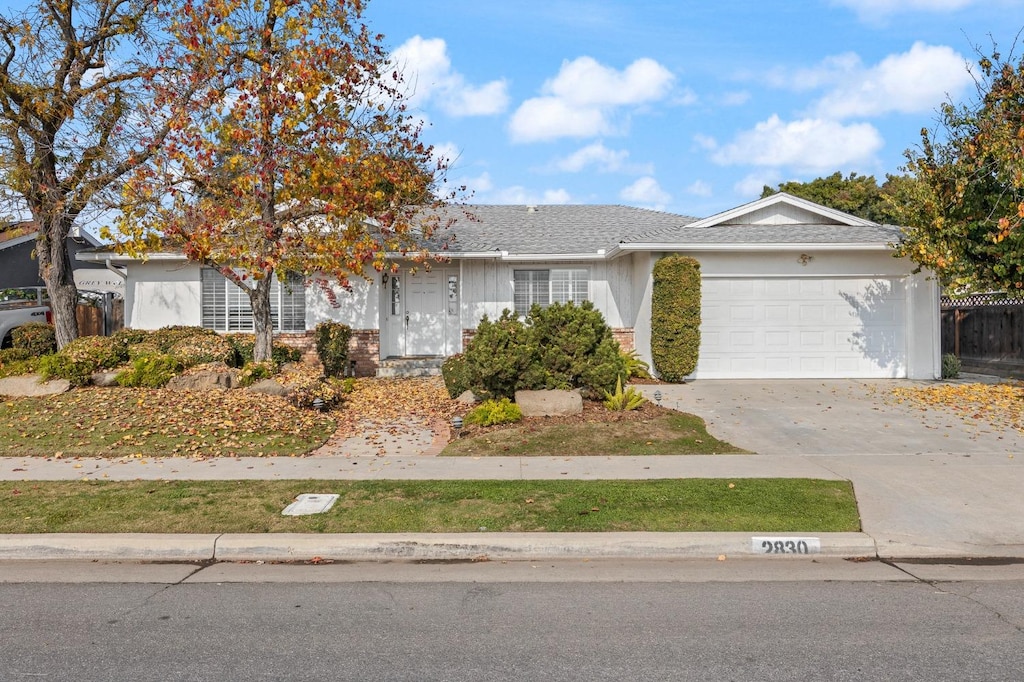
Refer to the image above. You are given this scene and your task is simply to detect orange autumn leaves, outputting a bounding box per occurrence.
[890,382,1024,433]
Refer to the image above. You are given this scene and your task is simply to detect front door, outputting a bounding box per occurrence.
[383,269,447,358]
[405,270,445,356]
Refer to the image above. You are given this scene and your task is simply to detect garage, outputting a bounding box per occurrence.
[696,276,908,379]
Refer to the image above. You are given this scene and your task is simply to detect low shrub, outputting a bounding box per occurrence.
[127,341,162,360]
[115,354,183,388]
[942,353,962,380]
[37,354,94,387]
[150,325,219,353]
[289,372,345,410]
[60,335,127,370]
[110,328,151,348]
[169,334,235,368]
[603,377,646,411]
[464,398,523,427]
[11,323,57,357]
[524,301,626,395]
[441,354,472,398]
[228,334,302,366]
[237,361,278,387]
[315,322,352,378]
[0,348,36,378]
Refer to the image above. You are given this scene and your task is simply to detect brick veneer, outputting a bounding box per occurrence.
[275,329,380,377]
[347,329,380,377]
[611,328,635,352]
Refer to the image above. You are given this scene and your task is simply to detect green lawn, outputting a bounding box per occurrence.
[0,479,860,533]
[443,411,747,456]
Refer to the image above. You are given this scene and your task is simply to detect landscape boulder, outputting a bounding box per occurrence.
[514,389,583,417]
[244,378,292,398]
[91,371,121,387]
[456,389,478,405]
[0,375,72,397]
[166,367,240,391]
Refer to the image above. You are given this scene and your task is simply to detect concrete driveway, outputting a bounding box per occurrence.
[637,378,1024,456]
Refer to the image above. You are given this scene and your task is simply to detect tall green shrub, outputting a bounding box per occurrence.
[463,310,536,400]
[441,353,472,398]
[651,255,701,382]
[315,322,353,378]
[525,301,625,394]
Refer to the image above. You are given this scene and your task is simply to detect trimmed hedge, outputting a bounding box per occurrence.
[315,322,352,378]
[651,255,701,382]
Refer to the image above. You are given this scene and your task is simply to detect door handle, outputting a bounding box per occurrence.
[405,313,409,325]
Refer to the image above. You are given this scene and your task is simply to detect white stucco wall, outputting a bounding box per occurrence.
[304,274,379,329]
[125,260,202,329]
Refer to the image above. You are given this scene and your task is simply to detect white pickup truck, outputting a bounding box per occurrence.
[0,287,52,348]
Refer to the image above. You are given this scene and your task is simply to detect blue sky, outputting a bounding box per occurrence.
[367,0,1024,217]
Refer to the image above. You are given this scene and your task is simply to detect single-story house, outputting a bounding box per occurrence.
[76,193,941,380]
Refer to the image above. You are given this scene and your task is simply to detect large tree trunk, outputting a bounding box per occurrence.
[248,275,275,363]
[34,215,80,349]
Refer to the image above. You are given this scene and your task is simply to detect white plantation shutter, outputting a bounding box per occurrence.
[514,268,588,315]
[200,268,306,332]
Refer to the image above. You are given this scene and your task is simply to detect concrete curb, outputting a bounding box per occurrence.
[0,532,877,562]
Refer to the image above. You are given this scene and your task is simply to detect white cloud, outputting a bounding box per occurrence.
[734,172,781,200]
[692,133,718,151]
[509,56,675,143]
[812,42,972,118]
[550,142,653,175]
[509,98,613,142]
[719,91,751,106]
[390,36,509,117]
[831,0,978,20]
[620,177,671,209]
[430,142,461,169]
[712,115,883,171]
[489,186,573,204]
[685,180,713,197]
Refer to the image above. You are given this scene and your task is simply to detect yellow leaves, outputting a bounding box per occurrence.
[890,382,1024,433]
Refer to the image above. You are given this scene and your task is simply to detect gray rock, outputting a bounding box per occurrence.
[456,389,478,405]
[515,389,583,417]
[91,371,121,387]
[0,374,72,397]
[245,378,292,397]
[166,367,240,391]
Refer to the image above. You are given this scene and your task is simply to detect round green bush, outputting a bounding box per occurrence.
[11,323,57,357]
[169,334,235,368]
[60,335,127,370]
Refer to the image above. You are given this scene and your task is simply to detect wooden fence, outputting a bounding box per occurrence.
[941,293,1024,377]
[75,297,124,337]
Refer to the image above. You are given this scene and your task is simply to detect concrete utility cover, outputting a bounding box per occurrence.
[282,494,339,516]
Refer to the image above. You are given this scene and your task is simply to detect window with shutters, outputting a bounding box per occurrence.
[513,268,588,315]
[201,269,306,332]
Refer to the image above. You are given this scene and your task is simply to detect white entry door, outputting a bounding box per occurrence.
[405,270,445,356]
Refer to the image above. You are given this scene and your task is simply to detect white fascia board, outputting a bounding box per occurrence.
[74,251,185,262]
[616,242,895,252]
[384,251,504,260]
[0,232,38,250]
[499,252,607,262]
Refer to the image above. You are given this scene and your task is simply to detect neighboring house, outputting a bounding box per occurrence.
[75,193,941,380]
[1,221,113,291]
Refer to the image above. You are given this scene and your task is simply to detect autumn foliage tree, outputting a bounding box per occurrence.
[0,0,170,348]
[894,47,1024,293]
[109,0,454,362]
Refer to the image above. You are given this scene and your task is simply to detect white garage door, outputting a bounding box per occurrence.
[696,277,907,379]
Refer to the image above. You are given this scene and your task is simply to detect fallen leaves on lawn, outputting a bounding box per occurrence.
[0,387,336,459]
[888,382,1024,433]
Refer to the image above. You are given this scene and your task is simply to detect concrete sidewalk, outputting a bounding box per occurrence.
[3,378,1023,563]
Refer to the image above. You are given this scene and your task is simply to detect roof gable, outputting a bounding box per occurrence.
[688,192,876,228]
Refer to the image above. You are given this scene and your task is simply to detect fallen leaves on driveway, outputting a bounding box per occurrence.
[889,382,1024,433]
